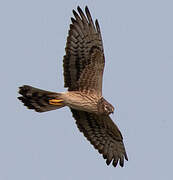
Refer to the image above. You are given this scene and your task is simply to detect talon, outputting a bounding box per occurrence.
[49,99,63,105]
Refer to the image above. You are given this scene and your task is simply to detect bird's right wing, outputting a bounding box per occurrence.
[63,6,105,96]
[71,108,128,167]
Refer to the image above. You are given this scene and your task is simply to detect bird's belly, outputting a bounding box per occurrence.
[69,101,97,113]
[61,92,98,113]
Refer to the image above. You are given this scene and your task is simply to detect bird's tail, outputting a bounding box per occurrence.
[18,85,65,112]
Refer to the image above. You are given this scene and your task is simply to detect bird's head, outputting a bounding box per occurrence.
[103,102,114,115]
[97,97,115,115]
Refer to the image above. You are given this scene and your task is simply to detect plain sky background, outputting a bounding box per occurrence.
[0,0,173,179]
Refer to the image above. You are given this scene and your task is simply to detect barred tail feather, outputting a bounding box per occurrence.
[18,85,65,112]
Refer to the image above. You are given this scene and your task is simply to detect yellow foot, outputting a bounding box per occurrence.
[49,99,64,105]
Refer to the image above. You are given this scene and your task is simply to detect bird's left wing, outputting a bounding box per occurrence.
[71,108,128,167]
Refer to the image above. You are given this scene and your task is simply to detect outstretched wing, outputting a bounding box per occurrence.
[63,6,104,96]
[71,109,128,167]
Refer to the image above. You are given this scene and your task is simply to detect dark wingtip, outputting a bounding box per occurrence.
[95,19,98,23]
[119,158,124,167]
[112,159,118,167]
[71,17,76,24]
[72,9,77,16]
[85,6,90,17]
[95,19,100,31]
[125,153,128,161]
[77,6,82,12]
[18,96,23,101]
[103,154,107,159]
[85,6,89,12]
[106,159,111,166]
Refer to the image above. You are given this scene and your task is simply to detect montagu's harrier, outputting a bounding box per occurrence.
[18,6,128,167]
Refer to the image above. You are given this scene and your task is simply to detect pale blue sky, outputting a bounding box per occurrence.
[0,0,173,179]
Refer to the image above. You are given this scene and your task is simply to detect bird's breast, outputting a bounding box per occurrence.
[61,91,99,113]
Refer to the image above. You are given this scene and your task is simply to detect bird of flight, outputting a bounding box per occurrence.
[18,6,128,167]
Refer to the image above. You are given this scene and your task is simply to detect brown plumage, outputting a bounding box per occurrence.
[18,6,128,167]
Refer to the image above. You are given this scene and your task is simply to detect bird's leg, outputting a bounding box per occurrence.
[49,99,64,105]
